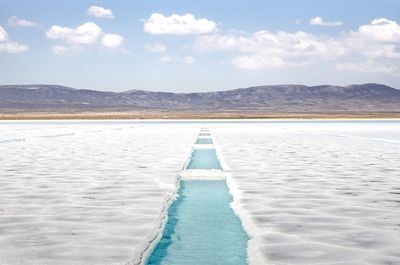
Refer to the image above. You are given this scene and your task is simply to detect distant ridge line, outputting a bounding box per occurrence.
[1,83,400,113]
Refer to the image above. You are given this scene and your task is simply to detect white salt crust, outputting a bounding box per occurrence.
[0,121,198,265]
[2,120,400,265]
[213,121,400,265]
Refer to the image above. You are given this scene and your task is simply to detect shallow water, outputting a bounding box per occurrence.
[195,138,213,144]
[185,148,222,170]
[146,180,249,265]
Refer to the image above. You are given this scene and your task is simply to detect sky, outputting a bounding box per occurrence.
[0,0,399,92]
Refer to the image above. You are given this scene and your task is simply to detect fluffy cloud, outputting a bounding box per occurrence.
[334,18,400,73]
[87,6,114,19]
[0,25,29,53]
[144,13,216,35]
[232,55,285,69]
[46,22,124,55]
[195,18,400,72]
[195,30,346,68]
[0,26,7,42]
[51,45,84,56]
[357,18,400,43]
[346,18,400,59]
[310,17,343,27]
[196,31,347,58]
[0,41,29,53]
[8,16,42,28]
[101,34,124,48]
[145,42,167,53]
[46,22,103,45]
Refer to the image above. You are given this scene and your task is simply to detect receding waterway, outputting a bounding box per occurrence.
[185,148,222,170]
[146,180,249,265]
[146,130,248,264]
[195,138,213,144]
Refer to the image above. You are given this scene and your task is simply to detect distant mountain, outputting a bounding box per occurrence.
[1,83,400,113]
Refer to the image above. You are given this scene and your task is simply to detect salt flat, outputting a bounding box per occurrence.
[1,120,400,265]
[213,121,400,265]
[0,121,197,265]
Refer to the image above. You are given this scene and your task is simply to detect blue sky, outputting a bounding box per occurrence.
[0,0,399,92]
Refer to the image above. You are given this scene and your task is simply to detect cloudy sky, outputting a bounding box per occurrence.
[0,0,399,92]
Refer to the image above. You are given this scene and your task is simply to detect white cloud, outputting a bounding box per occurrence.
[0,41,29,53]
[87,6,114,19]
[336,60,399,74]
[145,42,167,52]
[0,25,29,53]
[159,55,172,62]
[182,56,195,64]
[8,16,42,28]
[46,22,124,55]
[194,34,238,52]
[194,18,400,72]
[232,55,285,69]
[310,16,343,27]
[101,34,124,48]
[358,18,400,42]
[0,26,8,42]
[346,18,400,59]
[46,22,103,45]
[196,31,347,58]
[51,45,84,56]
[144,13,217,35]
[195,31,346,69]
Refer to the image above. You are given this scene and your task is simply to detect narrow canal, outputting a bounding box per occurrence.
[145,129,249,265]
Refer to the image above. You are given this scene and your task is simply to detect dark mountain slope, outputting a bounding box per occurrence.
[0,83,399,113]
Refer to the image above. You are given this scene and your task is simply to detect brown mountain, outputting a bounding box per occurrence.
[0,83,399,114]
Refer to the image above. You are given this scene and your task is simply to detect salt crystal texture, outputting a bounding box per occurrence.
[0,121,197,265]
[213,121,400,265]
[1,120,400,265]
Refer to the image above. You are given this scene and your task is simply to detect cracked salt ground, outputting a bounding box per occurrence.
[0,121,198,265]
[1,120,400,265]
[213,121,400,265]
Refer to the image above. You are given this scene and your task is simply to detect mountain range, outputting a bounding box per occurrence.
[1,83,400,115]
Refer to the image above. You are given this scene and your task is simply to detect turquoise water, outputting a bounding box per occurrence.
[195,138,213,144]
[146,180,249,265]
[185,149,222,169]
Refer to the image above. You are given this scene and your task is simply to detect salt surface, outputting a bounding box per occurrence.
[213,121,400,265]
[2,120,400,265]
[0,121,197,265]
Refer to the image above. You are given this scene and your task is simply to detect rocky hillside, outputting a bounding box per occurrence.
[0,83,399,113]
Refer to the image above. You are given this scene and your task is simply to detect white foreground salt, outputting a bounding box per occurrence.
[0,121,197,265]
[213,121,400,265]
[2,120,400,265]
